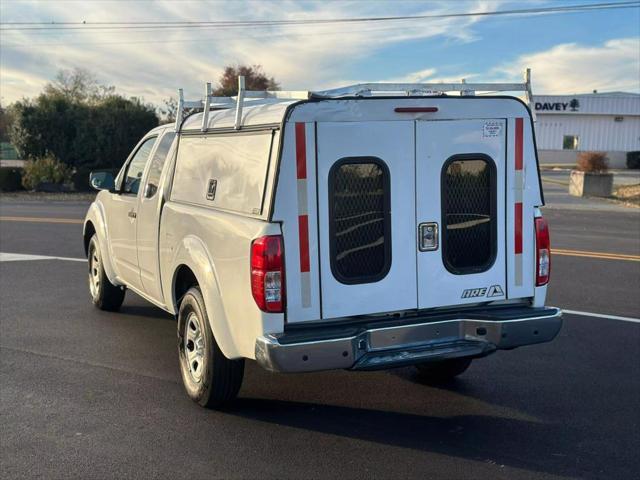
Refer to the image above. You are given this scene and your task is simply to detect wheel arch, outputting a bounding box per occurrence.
[168,237,239,359]
[83,221,96,256]
[84,201,119,285]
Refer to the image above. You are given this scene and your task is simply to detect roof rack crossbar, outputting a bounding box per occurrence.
[175,68,534,131]
[312,81,527,98]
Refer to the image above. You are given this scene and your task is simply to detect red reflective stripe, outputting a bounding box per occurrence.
[298,215,310,272]
[295,122,310,273]
[515,203,523,254]
[394,107,438,113]
[515,118,523,171]
[295,122,307,180]
[514,118,524,256]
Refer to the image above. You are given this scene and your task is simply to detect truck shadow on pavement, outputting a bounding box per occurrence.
[118,304,174,321]
[227,394,616,479]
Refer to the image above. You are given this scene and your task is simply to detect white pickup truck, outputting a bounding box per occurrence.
[84,78,562,408]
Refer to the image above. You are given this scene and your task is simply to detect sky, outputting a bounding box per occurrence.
[1,0,639,106]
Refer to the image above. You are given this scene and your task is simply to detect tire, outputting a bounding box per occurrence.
[87,235,125,311]
[414,357,472,383]
[177,286,244,409]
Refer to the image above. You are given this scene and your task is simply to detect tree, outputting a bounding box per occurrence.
[159,97,178,124]
[9,69,158,171]
[213,65,279,96]
[0,105,13,143]
[43,67,115,104]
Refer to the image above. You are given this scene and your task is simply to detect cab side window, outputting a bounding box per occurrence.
[144,132,175,198]
[123,137,157,195]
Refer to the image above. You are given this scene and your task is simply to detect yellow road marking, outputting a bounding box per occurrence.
[553,248,639,259]
[0,216,83,225]
[553,248,640,262]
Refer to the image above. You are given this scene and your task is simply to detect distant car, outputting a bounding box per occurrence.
[83,80,562,408]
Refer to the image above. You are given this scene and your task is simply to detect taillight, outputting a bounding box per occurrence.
[251,235,285,313]
[535,217,550,286]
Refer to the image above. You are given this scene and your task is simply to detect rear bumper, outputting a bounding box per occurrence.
[255,306,562,373]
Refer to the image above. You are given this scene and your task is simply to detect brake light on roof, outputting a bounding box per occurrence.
[251,235,285,312]
[394,107,438,113]
[535,217,550,286]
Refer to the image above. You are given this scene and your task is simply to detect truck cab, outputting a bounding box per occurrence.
[84,77,562,408]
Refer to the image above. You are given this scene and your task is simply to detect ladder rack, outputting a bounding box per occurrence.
[175,68,534,132]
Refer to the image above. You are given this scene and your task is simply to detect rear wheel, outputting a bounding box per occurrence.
[88,235,125,311]
[177,286,244,409]
[414,357,472,383]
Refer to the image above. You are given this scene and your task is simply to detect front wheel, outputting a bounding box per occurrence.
[177,286,244,409]
[414,357,472,383]
[88,235,125,311]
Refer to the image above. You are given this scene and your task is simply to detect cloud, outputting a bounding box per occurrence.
[384,37,640,95]
[381,68,479,84]
[2,1,636,106]
[494,37,640,94]
[0,0,499,104]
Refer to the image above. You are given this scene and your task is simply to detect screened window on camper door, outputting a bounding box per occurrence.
[441,155,496,274]
[329,158,391,284]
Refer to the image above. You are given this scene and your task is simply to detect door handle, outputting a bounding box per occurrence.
[418,222,438,251]
[128,210,137,219]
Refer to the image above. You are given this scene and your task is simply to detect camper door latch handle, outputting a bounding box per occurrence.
[128,210,137,219]
[418,222,438,251]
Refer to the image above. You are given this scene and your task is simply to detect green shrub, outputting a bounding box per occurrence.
[22,155,73,191]
[576,152,609,173]
[10,93,158,171]
[0,167,24,191]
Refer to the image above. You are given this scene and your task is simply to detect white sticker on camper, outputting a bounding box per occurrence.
[483,122,502,137]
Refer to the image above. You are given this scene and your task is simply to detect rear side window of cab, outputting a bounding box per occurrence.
[121,136,157,195]
[144,132,176,198]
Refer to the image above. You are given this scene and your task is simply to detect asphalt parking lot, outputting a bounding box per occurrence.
[1,190,639,479]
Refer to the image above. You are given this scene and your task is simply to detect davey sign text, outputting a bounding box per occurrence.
[535,99,580,112]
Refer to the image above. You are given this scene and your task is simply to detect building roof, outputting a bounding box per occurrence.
[536,91,639,97]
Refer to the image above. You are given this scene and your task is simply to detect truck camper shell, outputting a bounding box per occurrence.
[83,69,561,408]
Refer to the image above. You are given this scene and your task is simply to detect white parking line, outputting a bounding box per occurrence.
[4,251,639,325]
[0,252,86,263]
[563,309,640,324]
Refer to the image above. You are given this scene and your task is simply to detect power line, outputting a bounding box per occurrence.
[1,1,638,31]
[1,24,419,47]
[3,3,637,48]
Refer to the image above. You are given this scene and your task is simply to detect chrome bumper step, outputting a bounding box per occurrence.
[255,307,562,373]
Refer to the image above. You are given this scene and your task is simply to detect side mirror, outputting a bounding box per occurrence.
[89,171,115,192]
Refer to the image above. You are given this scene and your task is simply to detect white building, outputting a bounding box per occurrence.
[532,92,640,168]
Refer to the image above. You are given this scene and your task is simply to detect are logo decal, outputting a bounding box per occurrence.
[487,284,504,297]
[461,288,486,298]
[461,285,504,299]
